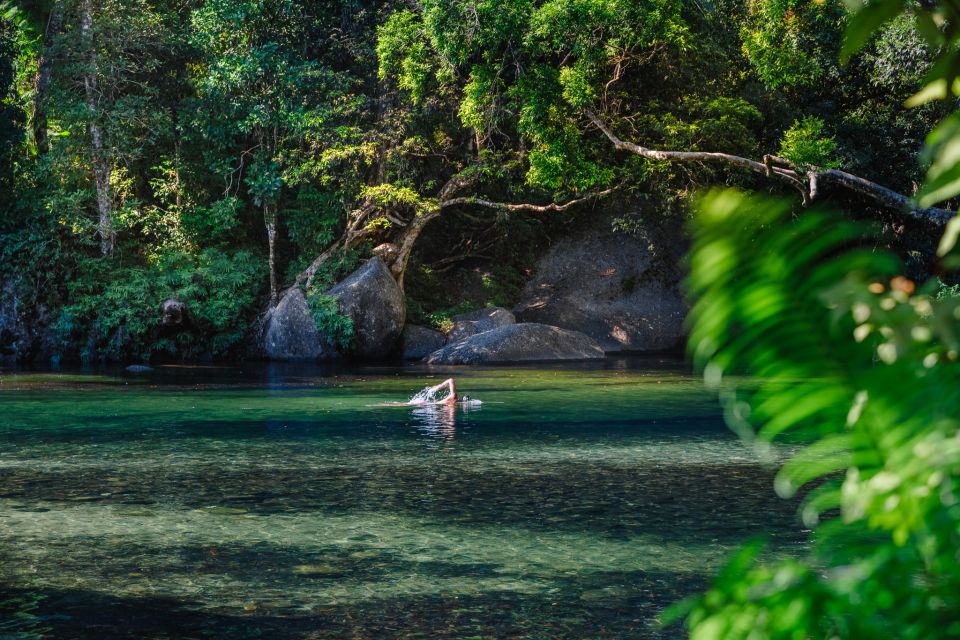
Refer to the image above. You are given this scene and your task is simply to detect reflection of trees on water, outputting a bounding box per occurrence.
[410,403,481,439]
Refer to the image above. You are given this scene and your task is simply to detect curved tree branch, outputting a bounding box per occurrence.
[390,183,616,289]
[296,177,617,293]
[585,109,954,224]
[814,169,953,223]
[440,186,616,213]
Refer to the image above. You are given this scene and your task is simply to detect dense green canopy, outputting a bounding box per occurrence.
[0,0,949,360]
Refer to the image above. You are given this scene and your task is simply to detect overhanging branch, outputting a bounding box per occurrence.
[440,186,616,213]
[295,179,617,292]
[585,109,954,225]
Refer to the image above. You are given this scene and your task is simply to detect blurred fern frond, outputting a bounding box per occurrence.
[683,189,960,639]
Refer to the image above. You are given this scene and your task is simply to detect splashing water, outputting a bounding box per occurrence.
[408,386,440,404]
[408,386,482,406]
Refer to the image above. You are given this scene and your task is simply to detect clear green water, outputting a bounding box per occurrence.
[0,359,805,639]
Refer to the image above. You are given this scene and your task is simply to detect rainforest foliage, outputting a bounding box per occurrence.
[3,2,960,637]
[0,0,949,362]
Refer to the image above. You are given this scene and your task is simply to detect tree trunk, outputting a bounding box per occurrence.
[390,208,441,291]
[265,204,278,307]
[90,122,112,255]
[34,2,63,155]
[81,0,113,255]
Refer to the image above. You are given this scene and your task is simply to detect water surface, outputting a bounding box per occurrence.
[0,359,804,638]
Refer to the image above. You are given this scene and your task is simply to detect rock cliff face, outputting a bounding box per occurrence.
[514,224,687,353]
[425,323,605,365]
[328,257,405,359]
[0,280,58,363]
[260,257,405,361]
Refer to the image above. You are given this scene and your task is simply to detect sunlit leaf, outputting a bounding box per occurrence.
[937,216,960,257]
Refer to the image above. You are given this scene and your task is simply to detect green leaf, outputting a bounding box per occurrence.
[912,8,943,48]
[938,216,960,257]
[918,113,960,206]
[905,79,948,108]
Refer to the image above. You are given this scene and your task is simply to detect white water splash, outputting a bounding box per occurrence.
[408,386,439,404]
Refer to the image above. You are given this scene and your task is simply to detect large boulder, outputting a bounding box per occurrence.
[327,257,405,359]
[514,226,687,352]
[261,287,331,360]
[397,324,446,360]
[425,322,604,365]
[446,306,515,343]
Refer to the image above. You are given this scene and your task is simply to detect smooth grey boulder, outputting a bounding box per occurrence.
[261,287,330,360]
[327,257,405,359]
[398,324,446,360]
[514,226,687,352]
[446,306,516,343]
[425,322,605,365]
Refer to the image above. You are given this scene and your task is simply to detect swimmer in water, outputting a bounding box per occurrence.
[416,378,479,406]
[425,378,458,404]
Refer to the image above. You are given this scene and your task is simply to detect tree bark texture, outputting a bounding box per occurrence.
[265,204,278,307]
[34,1,64,155]
[81,0,113,255]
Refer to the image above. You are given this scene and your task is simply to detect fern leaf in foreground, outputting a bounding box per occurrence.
[682,190,960,640]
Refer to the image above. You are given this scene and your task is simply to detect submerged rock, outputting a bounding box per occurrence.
[397,324,446,360]
[514,225,687,352]
[260,287,331,360]
[446,306,515,343]
[125,364,154,373]
[425,322,604,365]
[327,257,405,359]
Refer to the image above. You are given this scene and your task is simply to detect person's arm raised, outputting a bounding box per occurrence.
[429,379,456,401]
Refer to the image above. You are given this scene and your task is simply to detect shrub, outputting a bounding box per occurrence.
[305,291,353,350]
[57,248,264,361]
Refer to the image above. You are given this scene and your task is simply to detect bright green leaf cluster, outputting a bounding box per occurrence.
[778,116,841,170]
[741,0,845,90]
